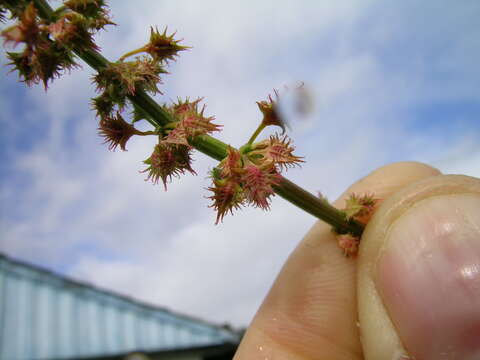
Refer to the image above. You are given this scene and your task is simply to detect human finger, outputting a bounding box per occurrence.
[358,174,480,359]
[234,162,440,360]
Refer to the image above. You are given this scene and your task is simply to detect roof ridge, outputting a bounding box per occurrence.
[0,252,238,336]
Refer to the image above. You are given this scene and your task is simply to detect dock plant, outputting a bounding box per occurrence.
[1,0,379,256]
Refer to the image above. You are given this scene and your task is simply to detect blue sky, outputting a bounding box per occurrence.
[1,1,479,327]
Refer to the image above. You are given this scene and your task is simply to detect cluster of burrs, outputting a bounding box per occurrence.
[1,0,378,255]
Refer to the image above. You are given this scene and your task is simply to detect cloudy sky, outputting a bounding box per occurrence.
[1,1,479,328]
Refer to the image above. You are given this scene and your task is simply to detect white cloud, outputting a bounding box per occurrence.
[68,199,312,326]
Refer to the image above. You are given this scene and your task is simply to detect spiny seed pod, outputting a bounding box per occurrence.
[6,51,36,83]
[256,90,286,133]
[48,12,99,51]
[343,193,380,225]
[2,3,80,89]
[142,143,196,190]
[34,42,79,88]
[64,0,104,14]
[7,41,78,88]
[94,57,166,96]
[1,2,39,48]
[163,99,222,145]
[250,134,304,170]
[179,109,221,139]
[170,97,202,117]
[145,26,190,63]
[241,164,282,210]
[98,112,141,151]
[208,178,245,224]
[63,0,114,30]
[219,147,243,179]
[337,234,360,257]
[91,91,115,118]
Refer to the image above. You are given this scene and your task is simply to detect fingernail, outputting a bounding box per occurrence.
[376,194,480,360]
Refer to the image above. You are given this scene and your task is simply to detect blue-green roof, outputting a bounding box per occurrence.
[0,253,239,360]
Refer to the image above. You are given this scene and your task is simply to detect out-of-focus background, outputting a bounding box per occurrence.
[0,0,479,359]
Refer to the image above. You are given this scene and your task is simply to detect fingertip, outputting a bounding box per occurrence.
[357,174,480,359]
[235,162,443,360]
[335,162,441,207]
[367,161,441,179]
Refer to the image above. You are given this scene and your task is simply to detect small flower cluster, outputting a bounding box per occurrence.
[92,26,190,153]
[127,26,190,63]
[97,112,143,151]
[337,193,380,256]
[141,98,221,189]
[256,89,286,133]
[2,1,309,231]
[1,0,113,88]
[162,98,222,146]
[63,0,113,30]
[208,133,303,224]
[94,57,166,99]
[248,134,303,170]
[1,2,218,193]
[141,142,196,190]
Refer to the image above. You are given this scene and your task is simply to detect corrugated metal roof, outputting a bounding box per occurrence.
[0,253,239,360]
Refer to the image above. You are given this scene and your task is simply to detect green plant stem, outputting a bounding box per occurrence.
[31,0,364,237]
[247,122,266,145]
[273,179,363,236]
[119,46,147,62]
[135,130,157,136]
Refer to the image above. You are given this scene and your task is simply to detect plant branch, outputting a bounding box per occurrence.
[119,46,147,62]
[30,0,364,236]
[247,123,266,145]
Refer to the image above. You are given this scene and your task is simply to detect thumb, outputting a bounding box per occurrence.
[358,174,480,360]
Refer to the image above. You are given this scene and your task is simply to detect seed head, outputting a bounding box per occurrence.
[169,98,203,116]
[63,0,115,30]
[7,41,78,88]
[256,90,286,133]
[48,13,99,51]
[2,3,80,89]
[94,57,166,96]
[219,147,243,178]
[208,179,245,224]
[1,3,39,48]
[163,98,222,145]
[182,106,221,136]
[146,26,190,63]
[250,134,304,170]
[142,143,196,190]
[343,193,380,225]
[241,164,281,210]
[337,234,360,257]
[98,112,139,151]
[91,91,115,118]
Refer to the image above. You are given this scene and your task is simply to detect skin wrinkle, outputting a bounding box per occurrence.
[259,259,360,357]
[252,218,362,358]
[246,300,362,360]
[259,323,363,360]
